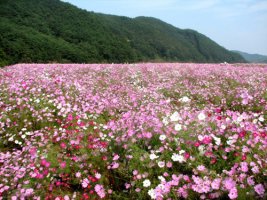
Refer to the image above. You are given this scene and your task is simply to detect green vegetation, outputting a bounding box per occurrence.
[0,0,246,66]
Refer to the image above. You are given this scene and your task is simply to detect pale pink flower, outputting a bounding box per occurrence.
[223,178,236,191]
[251,166,260,174]
[95,173,101,179]
[247,176,255,186]
[228,187,238,199]
[75,172,81,178]
[95,184,105,199]
[166,162,172,168]
[125,183,131,189]
[211,178,221,190]
[254,184,265,196]
[64,195,70,200]
[113,154,120,161]
[197,165,206,172]
[158,161,165,168]
[111,162,119,169]
[133,170,138,175]
[240,162,248,172]
[82,178,90,188]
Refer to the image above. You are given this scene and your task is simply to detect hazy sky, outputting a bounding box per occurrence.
[61,0,267,55]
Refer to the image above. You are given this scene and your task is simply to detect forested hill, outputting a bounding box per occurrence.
[0,0,245,66]
[233,51,267,63]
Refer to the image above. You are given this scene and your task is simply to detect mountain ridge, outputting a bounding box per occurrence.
[0,0,245,66]
[232,50,267,63]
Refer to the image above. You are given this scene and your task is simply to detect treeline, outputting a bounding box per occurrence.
[0,0,245,67]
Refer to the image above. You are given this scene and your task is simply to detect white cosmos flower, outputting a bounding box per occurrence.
[162,117,169,125]
[259,116,264,122]
[198,113,206,121]
[198,145,205,155]
[25,132,33,136]
[174,123,182,131]
[221,124,226,130]
[159,134,166,141]
[82,178,90,188]
[157,161,165,168]
[237,116,243,123]
[143,179,151,187]
[158,176,165,182]
[171,153,185,163]
[95,173,101,179]
[212,135,221,146]
[179,96,190,103]
[148,189,156,199]
[227,138,235,145]
[198,135,204,141]
[179,150,185,154]
[149,153,159,160]
[170,111,181,122]
[226,117,231,122]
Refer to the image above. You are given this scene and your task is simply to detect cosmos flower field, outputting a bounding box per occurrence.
[0,63,267,200]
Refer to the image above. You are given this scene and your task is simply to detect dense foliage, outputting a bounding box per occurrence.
[0,63,266,199]
[0,0,245,67]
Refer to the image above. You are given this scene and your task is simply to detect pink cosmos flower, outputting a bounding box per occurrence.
[60,162,66,169]
[125,183,131,189]
[64,195,70,200]
[184,152,190,160]
[143,132,152,138]
[163,172,169,177]
[197,165,206,172]
[254,184,265,196]
[247,177,255,186]
[40,159,51,168]
[166,162,173,168]
[82,178,90,188]
[223,178,236,191]
[29,147,37,156]
[60,142,67,149]
[240,162,248,172]
[251,166,260,174]
[67,114,73,121]
[111,162,119,169]
[95,173,101,179]
[228,187,238,199]
[25,188,34,196]
[113,154,120,161]
[211,178,221,190]
[133,170,138,175]
[75,172,81,178]
[202,136,212,144]
[94,184,105,198]
[177,187,188,198]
